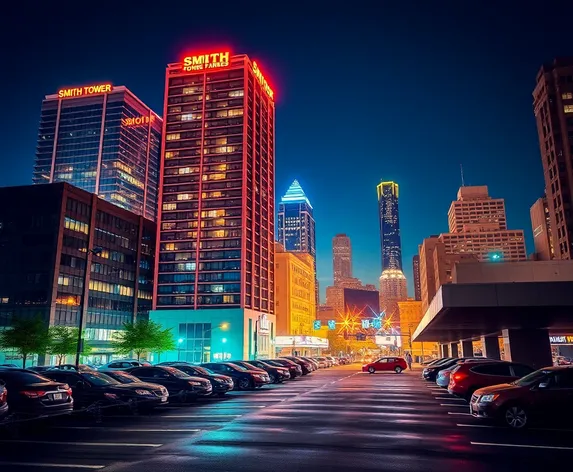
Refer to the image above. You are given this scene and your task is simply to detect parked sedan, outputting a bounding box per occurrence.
[422,358,469,381]
[436,358,500,388]
[326,356,339,366]
[470,366,573,429]
[0,368,73,419]
[126,366,211,401]
[201,362,270,390]
[98,360,150,371]
[0,381,8,419]
[281,356,313,375]
[313,358,328,369]
[157,363,234,396]
[299,357,319,371]
[98,370,169,406]
[232,360,290,383]
[448,360,535,400]
[265,359,303,379]
[46,370,168,410]
[362,357,407,374]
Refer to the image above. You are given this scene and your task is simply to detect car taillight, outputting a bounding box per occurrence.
[21,390,46,398]
[452,373,467,382]
[0,390,6,402]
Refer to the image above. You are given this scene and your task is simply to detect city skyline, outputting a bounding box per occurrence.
[3,4,573,299]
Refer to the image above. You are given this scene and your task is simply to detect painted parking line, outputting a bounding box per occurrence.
[0,440,162,447]
[435,397,465,401]
[163,414,242,418]
[458,424,573,433]
[195,405,266,409]
[0,462,105,470]
[456,423,498,428]
[471,441,573,451]
[52,426,202,432]
[440,403,468,407]
[448,412,471,416]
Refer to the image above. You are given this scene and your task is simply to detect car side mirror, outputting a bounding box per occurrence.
[538,382,549,389]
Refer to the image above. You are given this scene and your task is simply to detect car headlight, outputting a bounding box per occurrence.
[135,389,153,396]
[188,381,202,386]
[479,394,498,403]
[214,378,225,383]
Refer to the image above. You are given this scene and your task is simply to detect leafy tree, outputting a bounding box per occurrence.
[112,320,176,361]
[48,326,92,365]
[0,317,51,367]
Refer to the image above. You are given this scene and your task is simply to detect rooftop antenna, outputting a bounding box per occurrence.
[460,164,465,187]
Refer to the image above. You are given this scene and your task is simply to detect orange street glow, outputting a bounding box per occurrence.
[253,62,274,100]
[122,115,156,127]
[58,83,112,98]
[182,52,230,71]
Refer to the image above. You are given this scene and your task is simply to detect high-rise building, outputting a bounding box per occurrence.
[0,183,156,366]
[151,50,276,361]
[377,181,403,270]
[332,233,352,284]
[418,186,526,311]
[274,243,316,336]
[33,84,162,221]
[412,255,421,301]
[277,179,316,258]
[530,196,554,261]
[533,59,573,260]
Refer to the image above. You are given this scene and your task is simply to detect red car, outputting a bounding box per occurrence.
[362,357,407,374]
[448,360,534,400]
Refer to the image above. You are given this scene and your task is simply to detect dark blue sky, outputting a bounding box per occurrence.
[1,2,572,300]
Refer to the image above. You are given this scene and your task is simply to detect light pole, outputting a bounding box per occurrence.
[178,338,184,361]
[202,323,229,363]
[75,247,102,369]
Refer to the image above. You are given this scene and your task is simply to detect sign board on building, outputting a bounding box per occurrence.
[275,336,329,348]
[58,83,112,98]
[313,320,322,330]
[182,52,230,72]
[122,115,156,127]
[257,314,270,334]
[327,320,336,330]
[550,335,573,344]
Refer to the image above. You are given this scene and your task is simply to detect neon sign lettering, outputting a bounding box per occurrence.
[182,52,230,71]
[252,62,274,100]
[122,115,156,127]
[58,83,112,98]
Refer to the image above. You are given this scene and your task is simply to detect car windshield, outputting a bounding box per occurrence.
[192,366,213,375]
[109,372,141,383]
[162,367,190,378]
[82,372,120,386]
[226,363,248,371]
[265,360,281,367]
[513,369,551,387]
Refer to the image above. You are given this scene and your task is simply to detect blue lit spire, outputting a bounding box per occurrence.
[280,179,312,208]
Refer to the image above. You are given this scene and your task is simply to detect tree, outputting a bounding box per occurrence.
[112,320,176,361]
[0,317,52,367]
[48,326,91,365]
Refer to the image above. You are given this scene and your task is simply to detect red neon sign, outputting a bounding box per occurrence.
[58,83,112,99]
[252,62,274,100]
[122,115,156,127]
[182,52,230,72]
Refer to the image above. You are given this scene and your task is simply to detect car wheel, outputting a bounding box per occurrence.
[238,377,252,390]
[368,367,375,374]
[394,366,403,374]
[503,404,528,429]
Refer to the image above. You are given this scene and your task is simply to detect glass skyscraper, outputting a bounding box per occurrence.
[377,181,403,271]
[33,84,162,221]
[277,179,316,260]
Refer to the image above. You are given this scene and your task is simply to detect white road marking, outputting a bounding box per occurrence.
[0,440,161,447]
[163,414,242,418]
[195,405,266,409]
[0,462,105,470]
[471,442,573,451]
[52,426,202,432]
[440,403,467,407]
[448,412,471,416]
[457,423,497,428]
[435,397,465,401]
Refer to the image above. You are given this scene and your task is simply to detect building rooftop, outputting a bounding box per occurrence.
[280,179,312,208]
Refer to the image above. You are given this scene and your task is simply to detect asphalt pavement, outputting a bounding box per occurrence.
[1,364,572,471]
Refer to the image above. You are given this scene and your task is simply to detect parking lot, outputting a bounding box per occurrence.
[1,364,572,471]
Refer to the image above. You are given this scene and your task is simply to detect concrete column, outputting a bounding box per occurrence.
[450,342,459,357]
[440,344,450,358]
[502,328,552,370]
[481,335,500,360]
[460,340,473,357]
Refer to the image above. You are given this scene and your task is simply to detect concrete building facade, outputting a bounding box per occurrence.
[530,196,554,261]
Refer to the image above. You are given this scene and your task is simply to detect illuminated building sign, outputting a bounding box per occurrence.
[182,52,230,71]
[58,83,112,99]
[275,336,329,348]
[252,61,274,99]
[257,314,270,334]
[327,320,336,330]
[122,115,156,127]
[313,320,322,330]
[550,335,573,344]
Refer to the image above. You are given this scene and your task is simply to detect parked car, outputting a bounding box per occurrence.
[0,381,8,420]
[326,356,339,366]
[449,360,535,400]
[0,368,73,419]
[470,366,573,429]
[362,357,407,374]
[98,360,150,371]
[265,358,303,378]
[49,364,96,372]
[312,358,327,368]
[46,369,168,410]
[201,362,270,390]
[126,366,211,401]
[239,360,291,383]
[422,358,472,381]
[299,357,319,370]
[281,356,313,375]
[98,370,169,405]
[436,358,500,388]
[157,362,234,396]
[421,358,442,366]
[0,364,17,368]
[338,357,351,365]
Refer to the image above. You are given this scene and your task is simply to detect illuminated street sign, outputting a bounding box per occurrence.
[182,52,230,71]
[327,320,336,330]
[361,319,371,329]
[372,319,382,329]
[58,83,112,99]
[313,320,322,330]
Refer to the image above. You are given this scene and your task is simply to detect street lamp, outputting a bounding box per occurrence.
[75,246,103,369]
[178,338,184,361]
[201,322,229,363]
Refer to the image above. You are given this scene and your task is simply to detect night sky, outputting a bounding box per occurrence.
[2,2,572,300]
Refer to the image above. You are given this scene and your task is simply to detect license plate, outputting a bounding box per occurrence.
[161,396,168,402]
[52,393,63,401]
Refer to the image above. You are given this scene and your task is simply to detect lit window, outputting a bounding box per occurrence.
[58,275,70,286]
[178,167,199,175]
[223,295,236,303]
[203,209,225,218]
[211,230,225,238]
[183,86,201,94]
[216,101,229,108]
[564,105,573,114]
[212,285,224,293]
[163,203,177,211]
[166,133,181,141]
[229,89,244,97]
[203,173,226,181]
[228,109,243,117]
[177,193,194,201]
[212,164,228,171]
[562,93,573,100]
[162,222,176,230]
[165,243,176,251]
[215,137,227,145]
[165,151,179,159]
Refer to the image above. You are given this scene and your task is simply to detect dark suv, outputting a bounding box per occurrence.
[201,362,270,390]
[127,366,212,401]
[242,360,291,383]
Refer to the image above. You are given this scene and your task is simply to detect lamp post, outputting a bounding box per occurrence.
[178,338,184,361]
[202,323,229,363]
[75,246,103,369]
